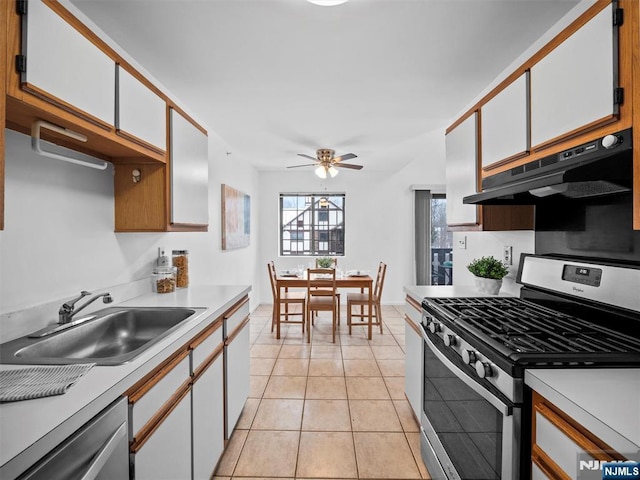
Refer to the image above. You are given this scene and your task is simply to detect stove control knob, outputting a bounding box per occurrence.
[429,322,441,334]
[444,334,457,347]
[475,361,493,379]
[462,350,477,364]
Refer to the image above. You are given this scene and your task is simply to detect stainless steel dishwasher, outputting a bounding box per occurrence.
[17,397,128,480]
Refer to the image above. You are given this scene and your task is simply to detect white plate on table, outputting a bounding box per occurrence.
[347,270,370,277]
[280,270,299,277]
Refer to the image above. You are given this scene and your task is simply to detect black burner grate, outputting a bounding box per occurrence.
[423,297,640,363]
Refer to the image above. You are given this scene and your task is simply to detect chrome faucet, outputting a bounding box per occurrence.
[59,291,113,324]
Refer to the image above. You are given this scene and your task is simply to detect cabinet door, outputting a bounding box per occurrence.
[481,73,529,168]
[116,66,166,151]
[192,353,225,480]
[132,391,191,480]
[404,317,423,421]
[170,108,209,225]
[446,112,478,226]
[531,3,616,148]
[22,0,115,126]
[225,320,250,438]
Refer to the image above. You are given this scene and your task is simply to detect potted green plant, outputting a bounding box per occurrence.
[316,257,335,268]
[466,256,510,295]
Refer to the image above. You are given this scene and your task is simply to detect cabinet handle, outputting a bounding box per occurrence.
[79,421,126,480]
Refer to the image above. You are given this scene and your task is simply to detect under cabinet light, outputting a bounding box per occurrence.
[31,120,109,171]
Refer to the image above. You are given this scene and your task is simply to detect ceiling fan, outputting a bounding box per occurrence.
[287,149,363,178]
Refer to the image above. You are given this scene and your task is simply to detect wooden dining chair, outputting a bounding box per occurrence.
[312,258,340,324]
[268,261,306,337]
[346,262,387,335]
[306,268,339,343]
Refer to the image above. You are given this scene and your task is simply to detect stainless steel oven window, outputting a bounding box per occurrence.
[421,331,520,479]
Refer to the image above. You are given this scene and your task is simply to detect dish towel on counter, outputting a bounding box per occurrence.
[0,363,95,402]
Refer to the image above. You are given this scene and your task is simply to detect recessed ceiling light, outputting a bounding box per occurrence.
[307,0,349,6]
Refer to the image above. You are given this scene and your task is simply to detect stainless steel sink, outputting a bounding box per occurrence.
[0,307,204,365]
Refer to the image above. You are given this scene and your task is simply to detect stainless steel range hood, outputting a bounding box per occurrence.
[463,128,633,205]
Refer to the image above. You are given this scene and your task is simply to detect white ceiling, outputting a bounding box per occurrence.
[71,0,579,172]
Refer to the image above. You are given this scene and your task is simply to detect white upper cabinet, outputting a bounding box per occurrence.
[116,66,167,151]
[22,0,115,126]
[481,73,529,168]
[446,112,478,226]
[530,3,616,148]
[170,108,209,225]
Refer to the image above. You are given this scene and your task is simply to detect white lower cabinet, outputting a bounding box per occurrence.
[192,356,224,480]
[404,296,423,421]
[225,320,250,437]
[132,391,192,480]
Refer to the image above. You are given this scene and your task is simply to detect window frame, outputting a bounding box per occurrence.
[279,193,346,257]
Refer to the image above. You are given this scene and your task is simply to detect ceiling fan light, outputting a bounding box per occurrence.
[306,0,349,5]
[315,165,327,179]
[328,166,339,177]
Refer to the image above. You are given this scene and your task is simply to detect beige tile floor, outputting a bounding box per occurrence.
[214,304,431,480]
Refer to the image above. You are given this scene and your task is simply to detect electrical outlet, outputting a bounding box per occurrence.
[503,245,513,265]
[458,236,467,250]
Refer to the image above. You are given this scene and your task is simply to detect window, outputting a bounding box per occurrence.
[280,194,345,256]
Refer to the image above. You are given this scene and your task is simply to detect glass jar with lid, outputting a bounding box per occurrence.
[152,266,177,294]
[172,250,189,288]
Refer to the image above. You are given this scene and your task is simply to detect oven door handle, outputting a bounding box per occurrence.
[423,331,514,416]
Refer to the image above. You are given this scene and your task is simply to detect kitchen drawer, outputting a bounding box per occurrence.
[225,296,250,338]
[191,317,223,372]
[129,353,190,436]
[536,411,586,478]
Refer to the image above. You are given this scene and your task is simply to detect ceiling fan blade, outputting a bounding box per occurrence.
[333,153,357,162]
[297,153,317,161]
[337,163,363,170]
[287,163,318,169]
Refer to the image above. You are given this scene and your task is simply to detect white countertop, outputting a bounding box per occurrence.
[525,368,640,454]
[404,285,515,302]
[0,285,250,479]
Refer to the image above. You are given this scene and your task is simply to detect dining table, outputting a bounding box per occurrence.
[274,271,374,340]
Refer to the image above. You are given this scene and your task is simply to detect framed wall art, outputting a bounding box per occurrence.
[221,184,251,250]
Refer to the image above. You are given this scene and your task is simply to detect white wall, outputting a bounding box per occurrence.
[0,129,259,331]
[452,231,535,296]
[257,131,446,305]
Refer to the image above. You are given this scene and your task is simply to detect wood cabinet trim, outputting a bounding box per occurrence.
[1,0,7,231]
[224,295,250,320]
[632,0,640,229]
[446,0,613,136]
[44,0,207,135]
[129,379,191,453]
[189,316,223,351]
[21,82,112,131]
[481,150,529,173]
[126,348,190,403]
[192,343,224,383]
[225,316,250,345]
[532,445,572,480]
[404,314,423,336]
[405,295,422,312]
[530,114,619,153]
[533,394,623,461]
[115,129,166,156]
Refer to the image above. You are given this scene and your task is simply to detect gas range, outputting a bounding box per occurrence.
[420,254,640,403]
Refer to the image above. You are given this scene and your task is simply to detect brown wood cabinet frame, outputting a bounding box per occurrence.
[446,0,640,229]
[3,0,210,232]
[446,110,535,232]
[1,0,7,231]
[531,391,625,478]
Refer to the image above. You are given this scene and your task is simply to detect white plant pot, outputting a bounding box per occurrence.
[474,276,503,295]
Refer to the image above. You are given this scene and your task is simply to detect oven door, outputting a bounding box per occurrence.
[421,328,521,480]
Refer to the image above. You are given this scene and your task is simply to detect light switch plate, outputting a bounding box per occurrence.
[458,236,467,250]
